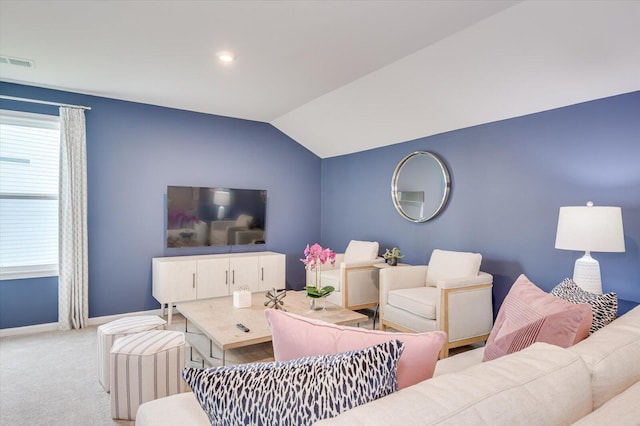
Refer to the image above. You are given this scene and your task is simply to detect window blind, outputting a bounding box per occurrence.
[0,110,60,279]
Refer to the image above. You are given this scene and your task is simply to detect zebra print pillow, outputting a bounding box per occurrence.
[551,278,618,334]
[182,340,404,426]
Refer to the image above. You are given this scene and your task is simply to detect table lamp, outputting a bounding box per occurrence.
[213,190,231,220]
[554,201,625,294]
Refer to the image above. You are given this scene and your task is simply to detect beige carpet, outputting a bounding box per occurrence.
[0,315,203,426]
[1,325,134,426]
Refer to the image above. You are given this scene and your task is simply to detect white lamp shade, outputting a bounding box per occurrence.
[212,190,230,206]
[555,205,625,253]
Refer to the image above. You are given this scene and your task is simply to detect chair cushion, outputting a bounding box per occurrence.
[265,309,446,390]
[550,278,618,334]
[387,286,438,320]
[426,249,481,286]
[483,274,592,362]
[344,240,379,263]
[182,340,404,426]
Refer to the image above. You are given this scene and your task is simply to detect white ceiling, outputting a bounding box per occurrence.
[1,1,639,158]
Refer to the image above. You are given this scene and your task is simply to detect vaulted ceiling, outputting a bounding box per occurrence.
[1,1,639,158]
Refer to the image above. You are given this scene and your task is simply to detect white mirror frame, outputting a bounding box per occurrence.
[391,151,451,222]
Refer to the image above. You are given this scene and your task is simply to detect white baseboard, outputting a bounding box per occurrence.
[0,308,164,338]
[86,308,164,327]
[0,322,59,338]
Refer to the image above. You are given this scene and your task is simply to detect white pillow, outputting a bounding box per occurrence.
[235,214,252,227]
[344,240,379,263]
[426,249,481,286]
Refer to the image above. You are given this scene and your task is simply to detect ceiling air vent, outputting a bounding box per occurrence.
[0,55,35,68]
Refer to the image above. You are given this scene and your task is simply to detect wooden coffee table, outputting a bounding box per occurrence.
[176,290,368,365]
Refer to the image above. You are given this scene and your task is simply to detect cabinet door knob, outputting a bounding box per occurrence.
[192,273,195,288]
[225,271,228,285]
[261,267,264,281]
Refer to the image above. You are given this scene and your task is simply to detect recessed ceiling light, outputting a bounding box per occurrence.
[217,51,235,63]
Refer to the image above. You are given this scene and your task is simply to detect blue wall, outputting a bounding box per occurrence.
[0,82,321,328]
[2,83,638,329]
[322,91,640,314]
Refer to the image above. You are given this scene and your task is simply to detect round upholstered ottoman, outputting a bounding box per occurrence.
[110,329,186,420]
[97,315,166,392]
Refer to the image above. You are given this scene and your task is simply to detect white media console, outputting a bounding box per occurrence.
[152,251,286,323]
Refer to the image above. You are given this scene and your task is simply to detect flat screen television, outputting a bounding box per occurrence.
[166,186,267,248]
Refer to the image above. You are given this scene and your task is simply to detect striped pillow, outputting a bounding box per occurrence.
[483,274,592,362]
[183,340,404,426]
[551,278,618,334]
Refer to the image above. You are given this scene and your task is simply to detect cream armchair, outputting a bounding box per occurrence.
[307,240,385,310]
[209,214,253,245]
[379,249,493,358]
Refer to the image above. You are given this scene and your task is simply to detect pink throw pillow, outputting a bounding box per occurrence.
[265,309,446,390]
[483,274,592,362]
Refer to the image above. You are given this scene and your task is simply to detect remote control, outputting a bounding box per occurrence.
[236,323,250,333]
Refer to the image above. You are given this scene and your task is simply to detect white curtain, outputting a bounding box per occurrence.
[58,107,89,330]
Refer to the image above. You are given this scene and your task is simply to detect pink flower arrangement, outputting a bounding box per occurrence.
[168,209,200,229]
[300,243,336,270]
[301,243,336,300]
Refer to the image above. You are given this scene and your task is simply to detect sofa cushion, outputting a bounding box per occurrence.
[265,309,445,390]
[571,381,640,425]
[569,305,640,409]
[316,343,593,426]
[386,286,438,320]
[135,392,209,426]
[483,274,592,362]
[344,240,379,263]
[551,278,618,334]
[433,346,484,377]
[425,249,482,286]
[182,340,404,426]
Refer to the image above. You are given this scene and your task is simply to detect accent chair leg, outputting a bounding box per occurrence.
[440,345,449,359]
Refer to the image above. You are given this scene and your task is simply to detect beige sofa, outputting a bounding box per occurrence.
[136,305,640,425]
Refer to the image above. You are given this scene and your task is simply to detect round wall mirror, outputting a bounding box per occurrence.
[391,151,451,222]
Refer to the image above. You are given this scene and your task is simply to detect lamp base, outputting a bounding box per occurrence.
[572,252,602,294]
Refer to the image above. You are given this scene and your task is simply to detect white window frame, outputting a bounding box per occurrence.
[0,109,60,280]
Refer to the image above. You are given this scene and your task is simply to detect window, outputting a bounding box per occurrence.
[0,109,60,280]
